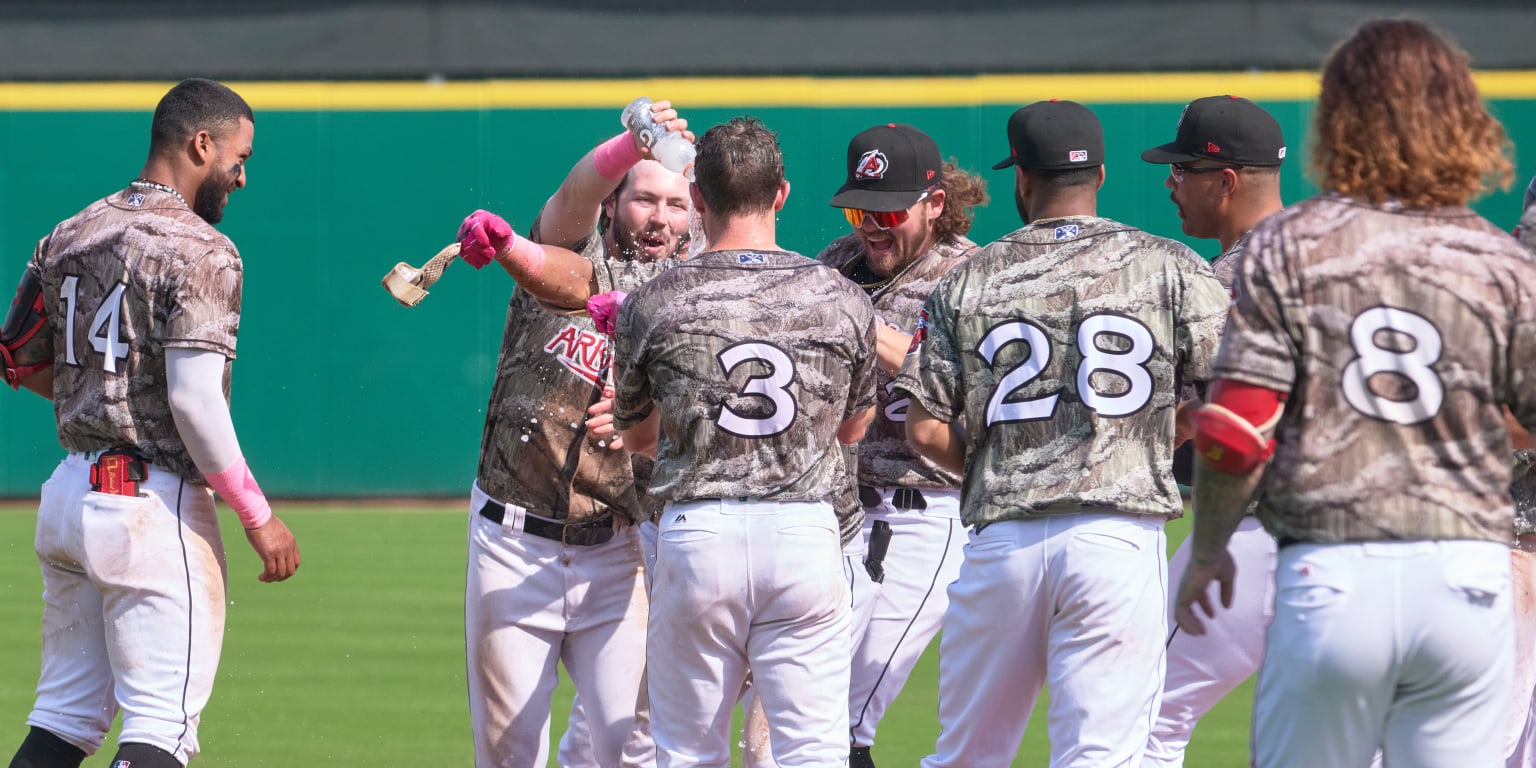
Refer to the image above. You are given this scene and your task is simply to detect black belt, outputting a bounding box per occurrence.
[858,485,928,510]
[478,500,615,546]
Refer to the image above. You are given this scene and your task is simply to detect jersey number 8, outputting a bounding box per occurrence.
[1340,306,1444,425]
[980,312,1155,426]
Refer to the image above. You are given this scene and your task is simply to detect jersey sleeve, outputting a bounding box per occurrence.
[843,294,880,421]
[1210,223,1299,392]
[610,290,653,430]
[1173,248,1230,385]
[1505,270,1536,434]
[894,284,964,423]
[165,247,242,357]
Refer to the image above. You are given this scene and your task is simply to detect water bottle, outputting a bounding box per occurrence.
[621,97,696,181]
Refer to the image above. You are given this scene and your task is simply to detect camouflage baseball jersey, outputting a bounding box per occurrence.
[474,217,679,523]
[9,186,241,482]
[1517,208,1536,537]
[1209,230,1250,291]
[1519,204,1536,253]
[895,215,1228,527]
[611,249,879,504]
[817,233,973,489]
[1216,193,1536,544]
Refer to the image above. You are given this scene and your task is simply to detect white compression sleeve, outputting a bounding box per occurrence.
[165,347,244,475]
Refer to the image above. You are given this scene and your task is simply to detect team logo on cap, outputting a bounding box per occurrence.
[1207,141,1222,154]
[1278,147,1287,159]
[1069,150,1088,163]
[854,149,889,180]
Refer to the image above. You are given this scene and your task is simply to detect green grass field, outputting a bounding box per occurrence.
[0,502,1253,766]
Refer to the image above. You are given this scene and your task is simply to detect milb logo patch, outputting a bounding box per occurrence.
[544,323,612,386]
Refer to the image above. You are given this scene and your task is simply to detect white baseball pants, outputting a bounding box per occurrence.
[1144,516,1277,767]
[648,498,851,768]
[921,512,1168,768]
[466,484,649,768]
[559,520,659,768]
[1254,540,1512,768]
[29,453,227,764]
[849,488,964,749]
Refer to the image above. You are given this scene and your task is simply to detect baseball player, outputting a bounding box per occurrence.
[607,116,879,768]
[1506,175,1536,768]
[1174,19,1534,767]
[817,123,985,768]
[1137,94,1287,767]
[451,100,694,768]
[0,79,300,768]
[897,100,1229,768]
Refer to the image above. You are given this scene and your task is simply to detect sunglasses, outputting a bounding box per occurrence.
[1170,163,1237,184]
[842,190,932,230]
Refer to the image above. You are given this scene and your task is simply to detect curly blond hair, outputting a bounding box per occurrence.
[1311,18,1513,208]
[933,160,989,241]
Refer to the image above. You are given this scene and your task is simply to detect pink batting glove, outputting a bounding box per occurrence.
[587,290,629,336]
[457,209,513,269]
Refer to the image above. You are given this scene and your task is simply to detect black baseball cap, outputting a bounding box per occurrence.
[992,100,1104,171]
[1141,95,1286,167]
[830,124,944,212]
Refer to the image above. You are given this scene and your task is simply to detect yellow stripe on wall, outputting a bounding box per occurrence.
[0,71,1533,111]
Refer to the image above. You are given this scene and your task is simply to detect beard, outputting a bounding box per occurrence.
[611,213,687,262]
[1014,185,1030,225]
[194,164,237,224]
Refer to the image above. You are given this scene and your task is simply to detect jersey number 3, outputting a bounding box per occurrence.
[1340,306,1443,425]
[716,342,798,437]
[59,275,131,374]
[980,313,1155,426]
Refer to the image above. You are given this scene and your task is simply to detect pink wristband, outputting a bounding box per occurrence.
[497,234,547,281]
[592,132,644,180]
[205,457,273,529]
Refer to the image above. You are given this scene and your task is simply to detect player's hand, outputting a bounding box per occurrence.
[636,100,695,156]
[587,290,628,336]
[1174,399,1200,447]
[457,210,513,269]
[1173,550,1236,635]
[244,515,301,583]
[586,390,624,451]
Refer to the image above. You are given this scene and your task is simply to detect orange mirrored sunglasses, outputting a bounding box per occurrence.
[840,190,931,230]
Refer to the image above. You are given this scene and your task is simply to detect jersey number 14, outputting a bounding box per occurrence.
[59,275,131,373]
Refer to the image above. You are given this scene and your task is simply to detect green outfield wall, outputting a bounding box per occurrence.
[2,74,1534,496]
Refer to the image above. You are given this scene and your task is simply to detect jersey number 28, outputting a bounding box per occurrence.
[980,313,1155,426]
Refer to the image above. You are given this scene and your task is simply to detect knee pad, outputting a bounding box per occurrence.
[108,743,180,768]
[9,727,86,768]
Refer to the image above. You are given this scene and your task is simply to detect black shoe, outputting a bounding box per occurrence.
[850,745,876,768]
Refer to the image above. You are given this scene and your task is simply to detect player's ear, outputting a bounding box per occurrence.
[773,181,790,211]
[190,129,216,165]
[926,188,946,223]
[1094,164,1106,192]
[688,182,707,216]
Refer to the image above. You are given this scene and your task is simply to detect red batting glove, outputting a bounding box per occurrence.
[587,290,629,336]
[457,209,513,269]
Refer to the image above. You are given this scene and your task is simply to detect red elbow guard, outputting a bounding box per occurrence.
[1192,379,1286,475]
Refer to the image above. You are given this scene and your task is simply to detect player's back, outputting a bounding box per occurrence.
[612,249,878,505]
[907,215,1227,526]
[1220,193,1536,544]
[31,188,240,481]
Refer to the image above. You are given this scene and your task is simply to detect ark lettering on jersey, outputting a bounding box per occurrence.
[543,323,611,386]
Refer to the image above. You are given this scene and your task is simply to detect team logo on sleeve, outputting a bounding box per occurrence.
[854,149,889,180]
[906,310,929,354]
[543,323,612,386]
[1054,224,1079,241]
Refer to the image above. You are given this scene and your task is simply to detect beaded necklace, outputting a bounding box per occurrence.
[129,179,189,209]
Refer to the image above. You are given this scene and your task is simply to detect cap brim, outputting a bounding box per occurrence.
[991,156,1016,171]
[828,185,926,212]
[1140,142,1203,164]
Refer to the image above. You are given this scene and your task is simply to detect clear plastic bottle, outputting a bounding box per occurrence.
[621,96,696,181]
